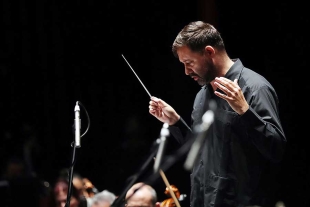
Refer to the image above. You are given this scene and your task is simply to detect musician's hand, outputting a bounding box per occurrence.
[214,77,249,115]
[149,96,180,125]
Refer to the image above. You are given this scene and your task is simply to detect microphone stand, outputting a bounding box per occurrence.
[111,127,196,207]
[141,130,197,189]
[65,142,79,207]
[111,138,161,207]
[142,101,217,202]
[65,101,83,207]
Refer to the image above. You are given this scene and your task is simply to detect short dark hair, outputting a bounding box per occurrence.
[172,21,225,57]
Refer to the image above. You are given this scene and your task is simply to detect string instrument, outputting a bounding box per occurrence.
[160,184,181,207]
[157,169,182,207]
[152,153,186,207]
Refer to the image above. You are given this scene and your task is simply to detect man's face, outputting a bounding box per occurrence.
[54,180,79,207]
[91,201,111,207]
[126,195,154,207]
[126,188,154,207]
[177,45,216,86]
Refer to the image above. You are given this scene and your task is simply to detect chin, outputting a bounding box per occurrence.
[197,79,206,86]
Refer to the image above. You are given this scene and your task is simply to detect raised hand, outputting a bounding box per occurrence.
[149,96,180,125]
[213,77,249,115]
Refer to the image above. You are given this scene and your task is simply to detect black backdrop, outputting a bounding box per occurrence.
[1,0,309,206]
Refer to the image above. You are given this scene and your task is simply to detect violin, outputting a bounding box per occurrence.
[154,156,186,207]
[160,185,181,207]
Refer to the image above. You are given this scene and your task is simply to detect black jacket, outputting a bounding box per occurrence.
[170,59,287,207]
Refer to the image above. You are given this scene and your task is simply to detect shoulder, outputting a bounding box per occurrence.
[239,67,280,103]
[240,67,275,92]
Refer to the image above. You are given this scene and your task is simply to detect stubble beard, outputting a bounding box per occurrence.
[197,61,216,86]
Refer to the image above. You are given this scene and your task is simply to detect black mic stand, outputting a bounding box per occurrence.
[64,134,80,207]
[112,126,195,207]
[111,138,161,207]
[65,101,89,207]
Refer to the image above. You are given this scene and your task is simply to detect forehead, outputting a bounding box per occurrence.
[177,46,203,62]
[93,201,111,207]
[55,181,67,187]
[126,199,152,206]
[126,190,153,206]
[127,197,153,207]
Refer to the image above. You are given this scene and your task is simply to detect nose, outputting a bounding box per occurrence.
[185,66,192,75]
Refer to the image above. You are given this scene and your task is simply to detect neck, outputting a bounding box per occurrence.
[217,53,234,77]
[210,53,234,91]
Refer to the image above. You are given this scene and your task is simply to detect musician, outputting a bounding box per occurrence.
[89,190,116,207]
[125,182,160,207]
[149,21,287,207]
[73,173,98,207]
[48,175,87,207]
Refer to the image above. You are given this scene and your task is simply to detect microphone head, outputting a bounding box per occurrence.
[160,123,169,137]
[208,99,217,112]
[202,110,214,124]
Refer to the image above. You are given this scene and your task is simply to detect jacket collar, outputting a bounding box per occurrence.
[224,58,244,81]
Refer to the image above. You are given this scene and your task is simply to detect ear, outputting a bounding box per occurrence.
[204,45,215,56]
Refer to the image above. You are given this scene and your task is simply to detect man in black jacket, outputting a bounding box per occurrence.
[148,21,286,207]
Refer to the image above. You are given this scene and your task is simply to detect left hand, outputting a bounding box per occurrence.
[213,77,249,115]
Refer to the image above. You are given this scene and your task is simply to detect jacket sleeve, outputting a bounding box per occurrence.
[169,117,192,145]
[240,85,287,163]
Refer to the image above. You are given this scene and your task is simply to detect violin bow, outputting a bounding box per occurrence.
[154,158,181,207]
[159,169,181,207]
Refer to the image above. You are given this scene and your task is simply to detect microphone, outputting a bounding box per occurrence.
[153,122,169,173]
[184,100,217,171]
[74,101,81,148]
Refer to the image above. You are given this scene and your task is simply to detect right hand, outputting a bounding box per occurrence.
[149,96,180,125]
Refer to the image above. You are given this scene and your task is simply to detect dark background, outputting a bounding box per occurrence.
[1,0,308,206]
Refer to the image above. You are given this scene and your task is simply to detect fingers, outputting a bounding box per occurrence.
[215,77,234,90]
[149,96,162,117]
[150,96,159,101]
[149,97,159,111]
[214,78,229,99]
[215,77,240,89]
[214,80,229,94]
[151,96,169,107]
[214,90,229,100]
[214,77,241,100]
[149,105,158,116]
